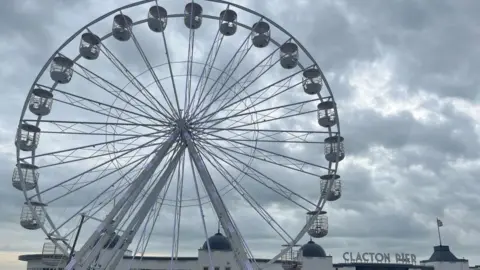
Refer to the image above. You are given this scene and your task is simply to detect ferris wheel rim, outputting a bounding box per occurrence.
[14,0,343,267]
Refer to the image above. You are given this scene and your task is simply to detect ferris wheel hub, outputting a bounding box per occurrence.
[175,118,192,142]
[175,118,189,130]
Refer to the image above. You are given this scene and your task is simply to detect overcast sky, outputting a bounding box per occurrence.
[1,0,480,269]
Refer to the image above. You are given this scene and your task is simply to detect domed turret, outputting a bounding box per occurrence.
[421,245,466,263]
[300,240,326,258]
[201,232,232,251]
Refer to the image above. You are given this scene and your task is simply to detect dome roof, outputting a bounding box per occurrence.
[201,232,232,251]
[300,240,326,258]
[421,245,467,263]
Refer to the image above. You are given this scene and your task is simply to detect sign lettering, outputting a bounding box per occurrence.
[342,252,417,264]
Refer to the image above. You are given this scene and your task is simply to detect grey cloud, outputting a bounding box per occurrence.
[2,0,480,268]
[343,0,480,100]
[343,106,478,161]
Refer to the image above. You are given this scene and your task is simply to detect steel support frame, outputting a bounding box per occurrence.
[66,130,180,270]
[104,145,186,269]
[181,127,253,270]
[68,121,253,270]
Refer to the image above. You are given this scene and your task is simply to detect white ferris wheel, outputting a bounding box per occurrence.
[13,1,345,269]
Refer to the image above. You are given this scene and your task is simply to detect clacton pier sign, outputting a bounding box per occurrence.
[343,252,417,264]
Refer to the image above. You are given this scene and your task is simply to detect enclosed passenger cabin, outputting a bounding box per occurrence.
[307,210,328,238]
[280,42,299,69]
[20,201,46,230]
[148,5,168,32]
[16,124,41,152]
[317,101,337,127]
[324,135,345,163]
[184,3,203,29]
[219,9,237,36]
[320,174,341,201]
[12,163,38,191]
[251,22,270,48]
[302,68,323,95]
[50,56,74,84]
[29,88,53,116]
[41,241,68,266]
[112,14,133,41]
[79,32,101,60]
[281,245,302,270]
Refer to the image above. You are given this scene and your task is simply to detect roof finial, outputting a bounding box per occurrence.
[217,220,221,233]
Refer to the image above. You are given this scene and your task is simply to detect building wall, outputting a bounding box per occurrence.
[197,249,239,270]
[118,258,198,270]
[26,258,67,270]
[22,253,471,270]
[24,252,335,270]
[24,259,469,270]
[302,255,334,270]
[423,261,470,270]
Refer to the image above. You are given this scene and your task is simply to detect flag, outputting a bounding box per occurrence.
[437,218,443,227]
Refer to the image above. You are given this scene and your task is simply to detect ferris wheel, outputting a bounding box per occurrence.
[13,0,345,269]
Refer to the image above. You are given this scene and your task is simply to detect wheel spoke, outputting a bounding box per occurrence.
[192,42,282,122]
[90,30,175,121]
[48,152,152,236]
[194,98,316,128]
[40,84,160,126]
[21,131,160,163]
[203,79,306,129]
[221,106,317,130]
[38,139,163,169]
[160,26,182,117]
[72,57,171,123]
[182,3,198,117]
[189,32,254,120]
[24,119,170,139]
[186,24,224,116]
[31,135,166,198]
[195,127,330,144]
[200,146,294,244]
[120,18,179,119]
[198,132,331,173]
[44,144,157,205]
[196,140,316,210]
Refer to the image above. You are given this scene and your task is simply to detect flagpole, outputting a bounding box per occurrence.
[436,218,442,246]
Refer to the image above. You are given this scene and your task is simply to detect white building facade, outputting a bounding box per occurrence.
[19,233,474,270]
